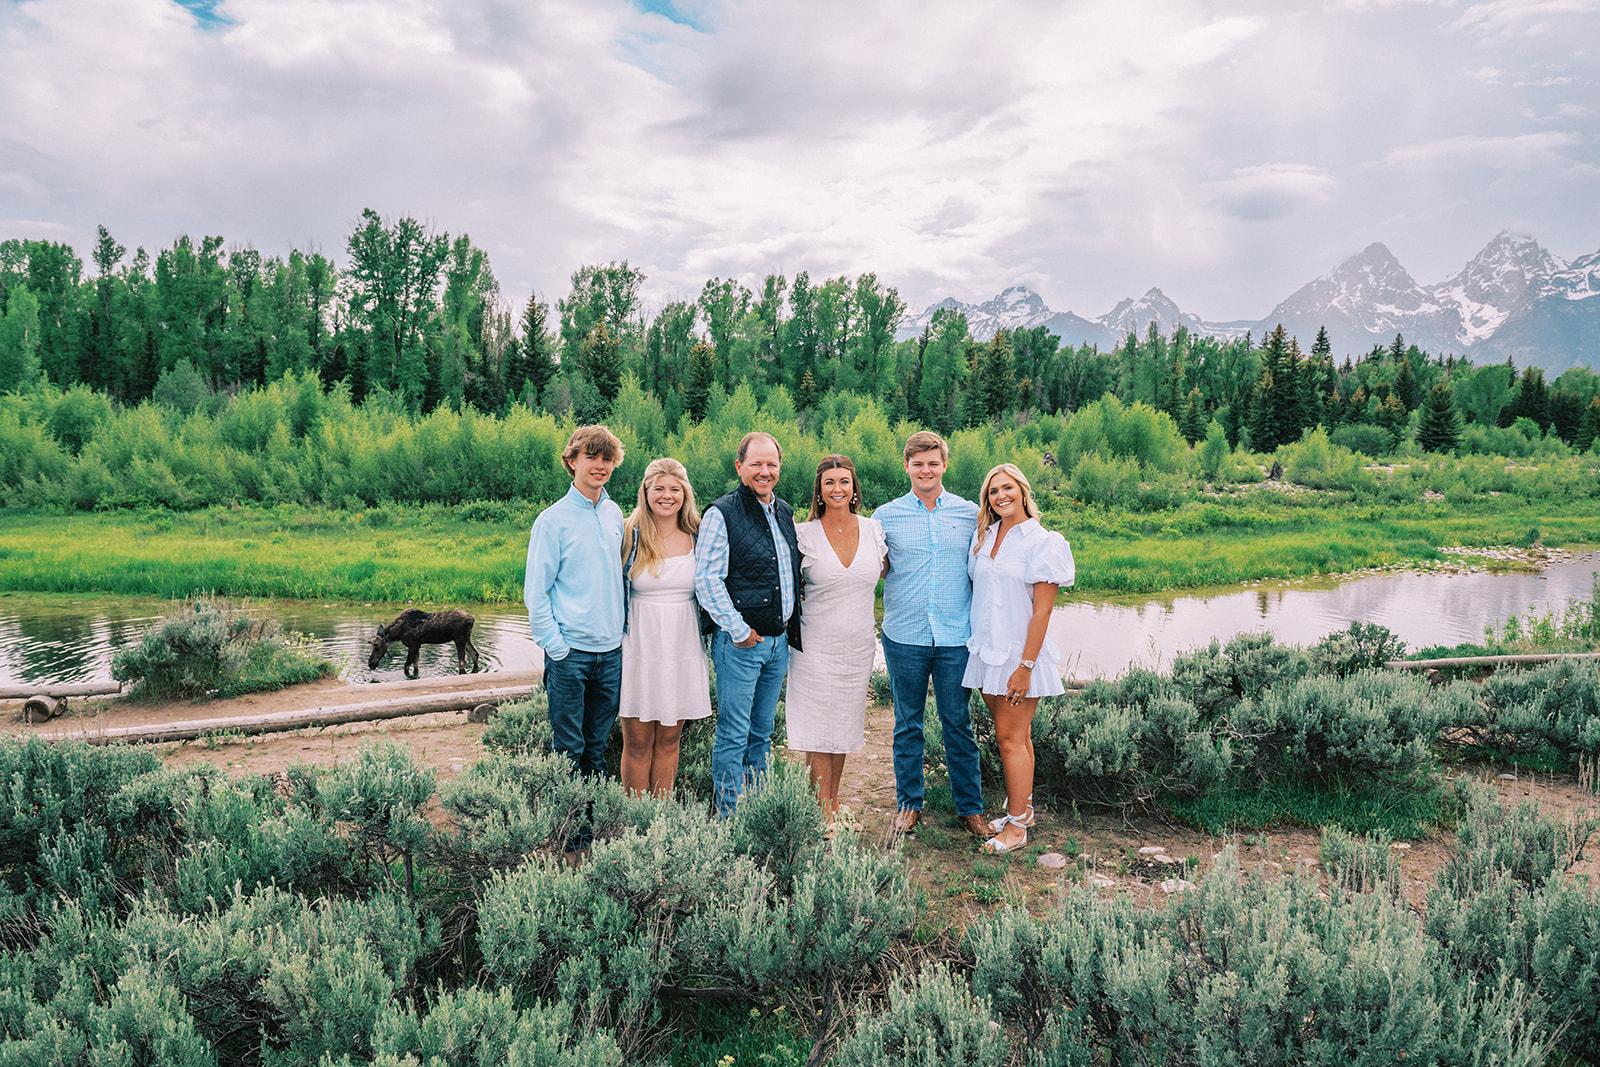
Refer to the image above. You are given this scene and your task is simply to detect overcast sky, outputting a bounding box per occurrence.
[2,0,1596,321]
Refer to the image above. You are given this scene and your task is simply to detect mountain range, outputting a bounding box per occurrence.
[899,232,1600,376]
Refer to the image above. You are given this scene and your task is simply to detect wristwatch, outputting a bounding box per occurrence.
[1019,659,1036,671]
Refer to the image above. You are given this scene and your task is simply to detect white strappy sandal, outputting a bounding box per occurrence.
[987,796,1035,833]
[983,813,1029,854]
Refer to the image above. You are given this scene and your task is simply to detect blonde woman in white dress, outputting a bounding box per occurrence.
[965,462,1075,853]
[619,458,712,797]
[786,454,889,831]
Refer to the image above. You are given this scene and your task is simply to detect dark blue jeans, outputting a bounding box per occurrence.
[543,647,622,777]
[709,630,789,817]
[882,636,983,817]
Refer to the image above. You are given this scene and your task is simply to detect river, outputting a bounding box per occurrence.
[1,553,1594,688]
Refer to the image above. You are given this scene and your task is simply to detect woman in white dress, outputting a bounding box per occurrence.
[965,462,1075,853]
[619,458,712,797]
[786,454,889,830]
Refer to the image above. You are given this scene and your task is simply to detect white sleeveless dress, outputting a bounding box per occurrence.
[620,553,712,725]
[785,518,888,753]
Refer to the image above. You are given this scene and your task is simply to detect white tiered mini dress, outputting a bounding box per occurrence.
[963,518,1076,698]
[619,553,713,725]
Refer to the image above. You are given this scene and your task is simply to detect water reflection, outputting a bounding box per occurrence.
[0,554,1595,687]
[1048,555,1600,678]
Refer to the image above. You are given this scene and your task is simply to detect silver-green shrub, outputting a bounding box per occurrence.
[368,986,622,1067]
[968,847,1553,1063]
[110,595,331,699]
[833,965,1006,1067]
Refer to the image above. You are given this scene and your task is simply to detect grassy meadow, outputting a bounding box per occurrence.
[2,494,1596,603]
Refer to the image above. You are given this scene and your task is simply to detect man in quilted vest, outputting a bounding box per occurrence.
[694,431,803,816]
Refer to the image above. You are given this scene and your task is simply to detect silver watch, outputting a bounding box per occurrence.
[1019,659,1035,671]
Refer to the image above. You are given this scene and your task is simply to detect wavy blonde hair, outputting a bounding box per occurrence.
[972,462,1041,554]
[623,458,701,579]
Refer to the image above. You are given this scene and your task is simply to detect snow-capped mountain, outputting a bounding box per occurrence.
[1259,232,1599,373]
[900,232,1599,374]
[897,285,1246,349]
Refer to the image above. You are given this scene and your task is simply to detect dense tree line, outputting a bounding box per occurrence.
[3,212,1599,455]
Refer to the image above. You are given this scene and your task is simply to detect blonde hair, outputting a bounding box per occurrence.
[972,462,1041,554]
[623,458,701,579]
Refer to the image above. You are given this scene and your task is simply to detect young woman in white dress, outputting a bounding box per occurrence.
[965,462,1075,853]
[618,458,712,797]
[786,454,889,831]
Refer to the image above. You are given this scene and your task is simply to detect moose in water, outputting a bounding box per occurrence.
[368,608,481,677]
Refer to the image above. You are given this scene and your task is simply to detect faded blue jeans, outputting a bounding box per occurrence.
[882,636,982,817]
[543,647,622,778]
[709,630,789,817]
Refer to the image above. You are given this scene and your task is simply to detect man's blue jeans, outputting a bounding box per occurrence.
[882,636,982,817]
[543,647,622,777]
[709,630,789,817]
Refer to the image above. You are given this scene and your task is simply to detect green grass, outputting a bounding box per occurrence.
[665,1002,809,1067]
[1,495,1596,603]
[0,504,529,602]
[1053,497,1600,594]
[1159,777,1456,839]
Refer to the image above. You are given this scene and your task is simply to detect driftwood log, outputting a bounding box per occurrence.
[0,682,122,698]
[23,685,533,746]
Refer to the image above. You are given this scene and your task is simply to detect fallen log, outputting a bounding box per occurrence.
[0,682,122,699]
[1385,652,1600,670]
[25,685,535,746]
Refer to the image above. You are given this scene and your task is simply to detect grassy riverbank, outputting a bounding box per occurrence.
[2,495,1596,602]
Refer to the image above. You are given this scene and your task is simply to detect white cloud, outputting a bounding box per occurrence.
[0,0,1595,320]
[1209,164,1337,221]
[1379,131,1581,169]
[1452,0,1600,39]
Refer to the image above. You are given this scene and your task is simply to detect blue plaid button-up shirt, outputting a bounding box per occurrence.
[877,488,980,647]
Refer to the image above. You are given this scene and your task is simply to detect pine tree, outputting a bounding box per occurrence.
[1375,393,1408,445]
[971,329,1016,423]
[1416,381,1462,453]
[1501,366,1550,430]
[578,321,623,403]
[1576,397,1600,453]
[684,340,717,421]
[1311,326,1331,362]
[1247,370,1277,452]
[1180,386,1206,445]
[519,294,557,408]
[1393,357,1420,412]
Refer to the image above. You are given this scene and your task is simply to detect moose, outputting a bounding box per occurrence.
[368,608,481,677]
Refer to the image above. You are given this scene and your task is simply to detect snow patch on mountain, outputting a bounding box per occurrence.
[900,231,1599,372]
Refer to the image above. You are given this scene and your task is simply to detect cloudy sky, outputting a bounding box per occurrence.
[2,0,1596,321]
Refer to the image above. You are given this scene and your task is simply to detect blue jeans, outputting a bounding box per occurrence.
[543,647,622,777]
[882,636,982,817]
[709,630,789,817]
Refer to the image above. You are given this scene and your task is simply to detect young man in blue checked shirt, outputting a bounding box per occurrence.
[875,430,988,836]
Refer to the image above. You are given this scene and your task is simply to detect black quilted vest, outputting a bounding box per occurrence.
[710,483,803,650]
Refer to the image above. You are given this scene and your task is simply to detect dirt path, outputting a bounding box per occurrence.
[5,670,538,780]
[9,672,1599,929]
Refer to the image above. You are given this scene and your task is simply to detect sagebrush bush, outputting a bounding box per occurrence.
[968,848,1553,1065]
[111,596,333,699]
[833,965,1007,1067]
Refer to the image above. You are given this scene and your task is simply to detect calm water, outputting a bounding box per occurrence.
[1,555,1595,687]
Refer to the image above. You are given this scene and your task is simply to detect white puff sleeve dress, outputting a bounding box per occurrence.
[963,518,1076,698]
